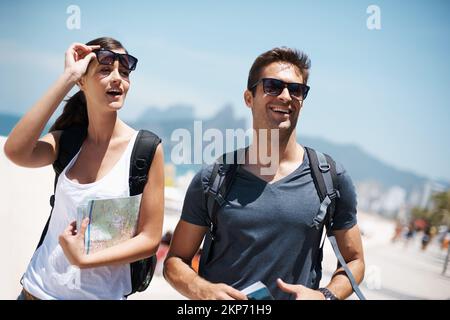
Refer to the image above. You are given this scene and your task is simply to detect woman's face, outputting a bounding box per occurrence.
[79,48,131,112]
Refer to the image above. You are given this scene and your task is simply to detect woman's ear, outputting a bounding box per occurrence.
[77,77,85,91]
[244,90,253,109]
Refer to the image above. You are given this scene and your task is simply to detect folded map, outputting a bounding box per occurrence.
[76,194,142,254]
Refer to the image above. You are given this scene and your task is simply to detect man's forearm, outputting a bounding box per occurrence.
[325,258,365,300]
[163,256,209,300]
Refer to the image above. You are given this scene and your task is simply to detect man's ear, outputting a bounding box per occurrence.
[244,90,253,108]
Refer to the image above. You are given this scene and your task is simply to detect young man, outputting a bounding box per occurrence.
[164,47,365,300]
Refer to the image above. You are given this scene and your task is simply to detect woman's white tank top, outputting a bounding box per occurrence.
[22,131,138,299]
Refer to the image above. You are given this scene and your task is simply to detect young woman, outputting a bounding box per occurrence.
[4,37,164,299]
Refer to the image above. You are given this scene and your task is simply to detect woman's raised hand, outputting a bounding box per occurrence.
[64,43,101,82]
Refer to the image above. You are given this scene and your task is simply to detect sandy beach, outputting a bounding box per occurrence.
[1,136,449,300]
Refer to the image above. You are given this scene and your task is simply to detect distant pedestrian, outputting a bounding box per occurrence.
[404,221,415,248]
[392,220,403,243]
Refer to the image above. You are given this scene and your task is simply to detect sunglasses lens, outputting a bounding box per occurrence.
[96,50,138,71]
[96,50,115,65]
[119,54,138,71]
[261,78,309,100]
[288,84,304,99]
[297,85,309,100]
[263,79,283,96]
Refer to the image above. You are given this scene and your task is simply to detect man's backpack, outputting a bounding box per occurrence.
[35,126,161,296]
[203,147,366,300]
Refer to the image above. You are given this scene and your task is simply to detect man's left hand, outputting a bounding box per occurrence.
[277,278,325,300]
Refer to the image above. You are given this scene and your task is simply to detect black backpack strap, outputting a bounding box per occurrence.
[206,163,238,240]
[305,147,366,300]
[53,127,88,176]
[305,147,340,231]
[128,130,161,295]
[37,127,87,249]
[128,130,161,196]
[201,149,243,265]
[206,162,222,241]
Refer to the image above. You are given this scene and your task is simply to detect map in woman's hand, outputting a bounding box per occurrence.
[76,194,142,254]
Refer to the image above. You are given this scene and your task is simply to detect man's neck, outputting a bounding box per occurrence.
[248,127,301,162]
[244,128,304,181]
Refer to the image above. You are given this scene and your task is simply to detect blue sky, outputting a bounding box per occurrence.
[1,0,449,181]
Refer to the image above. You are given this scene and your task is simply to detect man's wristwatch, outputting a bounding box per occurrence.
[318,287,339,300]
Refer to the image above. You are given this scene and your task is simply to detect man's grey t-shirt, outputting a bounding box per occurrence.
[181,151,357,300]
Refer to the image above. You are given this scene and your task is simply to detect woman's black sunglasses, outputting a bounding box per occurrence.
[93,48,138,71]
[250,78,310,101]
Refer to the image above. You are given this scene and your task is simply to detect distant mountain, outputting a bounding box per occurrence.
[132,104,247,176]
[134,103,246,140]
[131,104,443,195]
[1,109,447,194]
[298,135,435,194]
[202,104,247,132]
[133,103,246,156]
[137,104,196,122]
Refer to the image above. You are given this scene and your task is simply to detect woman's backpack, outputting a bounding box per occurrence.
[35,126,161,296]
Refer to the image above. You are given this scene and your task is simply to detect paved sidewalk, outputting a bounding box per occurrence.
[358,237,449,299]
[131,215,450,300]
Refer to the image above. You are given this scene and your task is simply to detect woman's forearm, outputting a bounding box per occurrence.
[78,232,160,269]
[4,71,77,162]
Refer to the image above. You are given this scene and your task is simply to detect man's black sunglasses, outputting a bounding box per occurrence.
[250,78,310,101]
[93,48,138,71]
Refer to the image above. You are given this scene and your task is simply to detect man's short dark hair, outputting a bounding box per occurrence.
[247,47,311,96]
